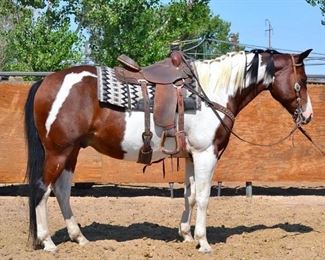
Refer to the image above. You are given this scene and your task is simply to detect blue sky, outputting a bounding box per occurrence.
[210,0,325,75]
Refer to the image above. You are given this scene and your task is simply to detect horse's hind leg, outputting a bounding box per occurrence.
[53,147,88,246]
[179,157,196,242]
[35,184,55,251]
[35,152,69,251]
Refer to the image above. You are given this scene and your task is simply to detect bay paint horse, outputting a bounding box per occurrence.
[25,49,313,252]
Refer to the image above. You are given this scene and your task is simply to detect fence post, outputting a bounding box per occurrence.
[169,182,174,198]
[246,181,253,197]
[217,181,222,197]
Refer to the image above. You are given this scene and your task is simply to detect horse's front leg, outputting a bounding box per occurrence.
[193,146,217,253]
[179,157,196,242]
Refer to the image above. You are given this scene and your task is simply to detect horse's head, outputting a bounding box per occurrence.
[267,49,313,126]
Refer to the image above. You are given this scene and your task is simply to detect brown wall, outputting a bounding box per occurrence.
[0,82,324,184]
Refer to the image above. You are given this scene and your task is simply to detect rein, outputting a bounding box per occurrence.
[298,126,325,156]
[181,52,325,157]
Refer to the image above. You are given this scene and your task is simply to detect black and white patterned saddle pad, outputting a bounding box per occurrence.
[96,66,199,111]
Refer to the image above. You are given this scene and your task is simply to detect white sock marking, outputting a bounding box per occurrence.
[35,185,57,251]
[45,71,97,137]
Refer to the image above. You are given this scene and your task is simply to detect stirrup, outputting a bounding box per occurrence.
[160,131,185,155]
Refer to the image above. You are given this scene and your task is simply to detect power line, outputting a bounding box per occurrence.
[178,37,325,57]
[179,37,325,69]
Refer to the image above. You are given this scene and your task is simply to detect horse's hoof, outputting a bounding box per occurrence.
[77,236,89,246]
[43,244,57,252]
[198,244,212,253]
[182,235,194,243]
[178,225,194,242]
[42,238,57,252]
[195,238,212,253]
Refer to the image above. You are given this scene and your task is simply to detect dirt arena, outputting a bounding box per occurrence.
[0,184,325,259]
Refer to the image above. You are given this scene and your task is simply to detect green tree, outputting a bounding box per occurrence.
[5,16,82,71]
[70,0,234,66]
[1,0,237,71]
[0,0,28,69]
[1,0,82,72]
[306,0,325,25]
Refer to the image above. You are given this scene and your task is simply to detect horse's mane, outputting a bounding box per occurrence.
[247,49,280,87]
[194,49,279,97]
[194,51,246,97]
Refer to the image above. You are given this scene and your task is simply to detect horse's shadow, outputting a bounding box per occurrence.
[52,221,313,245]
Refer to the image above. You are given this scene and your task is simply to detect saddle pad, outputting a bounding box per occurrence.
[97,66,155,110]
[96,66,199,111]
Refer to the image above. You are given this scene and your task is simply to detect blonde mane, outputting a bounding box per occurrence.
[194,51,247,98]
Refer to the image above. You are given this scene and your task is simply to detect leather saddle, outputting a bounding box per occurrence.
[115,52,192,84]
[114,51,193,164]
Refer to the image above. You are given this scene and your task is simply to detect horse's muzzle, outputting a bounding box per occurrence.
[303,114,312,124]
[294,112,312,126]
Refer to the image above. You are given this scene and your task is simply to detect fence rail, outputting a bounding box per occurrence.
[1,71,325,84]
[308,75,325,84]
[0,71,52,78]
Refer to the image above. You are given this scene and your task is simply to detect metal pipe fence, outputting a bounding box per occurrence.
[1,72,324,84]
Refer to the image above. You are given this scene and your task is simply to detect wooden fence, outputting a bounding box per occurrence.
[0,81,324,184]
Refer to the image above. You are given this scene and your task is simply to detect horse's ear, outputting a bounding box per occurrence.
[298,49,313,63]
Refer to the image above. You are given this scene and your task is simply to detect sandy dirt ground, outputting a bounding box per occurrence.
[0,185,325,259]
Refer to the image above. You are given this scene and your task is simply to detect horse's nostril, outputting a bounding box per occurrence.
[305,115,312,124]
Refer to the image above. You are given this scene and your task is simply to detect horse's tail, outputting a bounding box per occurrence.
[24,79,45,248]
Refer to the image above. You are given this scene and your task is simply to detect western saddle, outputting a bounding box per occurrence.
[115,50,194,164]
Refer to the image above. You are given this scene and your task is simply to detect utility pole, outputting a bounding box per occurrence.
[265,19,273,49]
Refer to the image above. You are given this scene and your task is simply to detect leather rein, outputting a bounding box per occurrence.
[181,52,325,156]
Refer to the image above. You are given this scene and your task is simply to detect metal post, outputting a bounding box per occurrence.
[246,181,253,197]
[265,19,273,49]
[0,71,52,77]
[169,182,174,198]
[217,181,222,197]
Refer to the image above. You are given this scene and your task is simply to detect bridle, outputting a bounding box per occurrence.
[289,55,325,155]
[291,55,309,127]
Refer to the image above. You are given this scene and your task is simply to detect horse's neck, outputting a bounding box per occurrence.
[231,83,266,116]
[232,54,272,115]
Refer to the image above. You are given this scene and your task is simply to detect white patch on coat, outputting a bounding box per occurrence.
[121,112,167,161]
[121,105,224,162]
[302,94,313,119]
[45,71,97,137]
